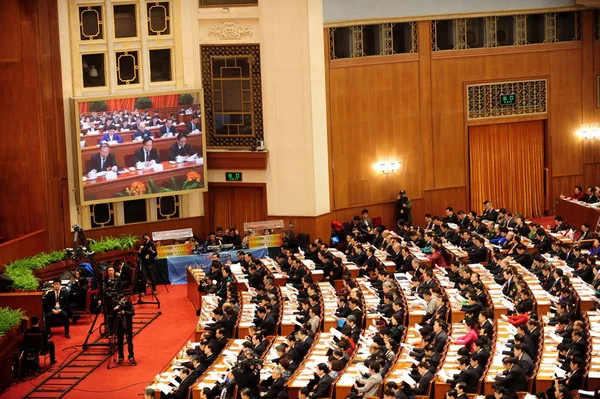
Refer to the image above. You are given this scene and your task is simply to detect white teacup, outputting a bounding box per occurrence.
[88,171,97,179]
[80,140,86,148]
[136,162,144,170]
[175,155,183,163]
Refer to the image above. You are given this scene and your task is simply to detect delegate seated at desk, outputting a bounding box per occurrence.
[132,122,154,141]
[89,142,118,173]
[159,119,178,137]
[186,115,200,133]
[98,127,124,144]
[169,133,194,161]
[134,138,161,165]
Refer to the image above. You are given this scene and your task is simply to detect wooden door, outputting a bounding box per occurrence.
[207,184,267,232]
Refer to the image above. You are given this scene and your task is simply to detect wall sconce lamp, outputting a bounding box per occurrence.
[373,160,400,174]
[577,124,600,140]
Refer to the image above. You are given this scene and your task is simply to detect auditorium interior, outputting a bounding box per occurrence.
[4,0,600,398]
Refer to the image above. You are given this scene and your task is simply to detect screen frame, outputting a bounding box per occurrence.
[72,88,207,206]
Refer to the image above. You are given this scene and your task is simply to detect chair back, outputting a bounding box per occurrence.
[23,332,47,353]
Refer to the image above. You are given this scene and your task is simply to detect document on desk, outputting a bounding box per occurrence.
[329,327,343,339]
[150,382,173,395]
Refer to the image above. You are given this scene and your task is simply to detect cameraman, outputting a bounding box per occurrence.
[113,294,135,365]
[139,233,157,295]
[394,190,412,224]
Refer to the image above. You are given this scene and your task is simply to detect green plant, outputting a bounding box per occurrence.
[178,93,193,105]
[134,97,153,110]
[2,235,137,291]
[0,307,26,338]
[88,100,108,112]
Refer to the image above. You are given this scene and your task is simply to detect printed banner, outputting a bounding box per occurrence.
[152,228,194,241]
[243,220,284,232]
[248,233,283,248]
[157,243,193,258]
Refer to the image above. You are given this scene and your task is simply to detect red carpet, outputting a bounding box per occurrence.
[1,284,197,399]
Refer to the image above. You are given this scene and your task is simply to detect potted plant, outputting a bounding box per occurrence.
[0,307,26,342]
[178,93,193,105]
[134,97,153,110]
[89,100,108,112]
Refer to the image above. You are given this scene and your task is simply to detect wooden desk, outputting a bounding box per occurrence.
[82,160,204,202]
[187,267,204,310]
[556,197,600,228]
[81,132,202,171]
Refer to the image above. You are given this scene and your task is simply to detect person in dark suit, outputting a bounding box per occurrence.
[482,201,498,222]
[494,357,528,395]
[441,224,461,246]
[445,356,480,392]
[43,280,70,338]
[185,115,201,133]
[133,138,161,165]
[514,344,533,376]
[467,235,488,263]
[89,143,118,173]
[132,122,154,141]
[564,358,584,390]
[551,216,569,233]
[532,228,553,254]
[169,133,195,161]
[252,334,269,357]
[254,306,276,336]
[159,118,179,137]
[260,365,286,399]
[24,315,56,364]
[513,245,534,269]
[443,207,459,224]
[166,367,199,399]
[309,363,333,398]
[364,247,379,269]
[413,362,434,395]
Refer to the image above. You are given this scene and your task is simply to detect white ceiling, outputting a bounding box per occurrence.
[323,0,579,24]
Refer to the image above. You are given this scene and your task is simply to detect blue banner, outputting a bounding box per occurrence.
[166,248,268,285]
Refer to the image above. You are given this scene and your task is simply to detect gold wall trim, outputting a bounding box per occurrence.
[466,79,547,120]
[208,21,252,40]
[431,40,581,59]
[323,5,583,28]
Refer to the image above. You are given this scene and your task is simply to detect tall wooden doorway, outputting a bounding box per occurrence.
[205,183,267,233]
[468,120,545,217]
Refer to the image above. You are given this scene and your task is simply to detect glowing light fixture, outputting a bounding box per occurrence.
[577,124,600,140]
[373,160,401,174]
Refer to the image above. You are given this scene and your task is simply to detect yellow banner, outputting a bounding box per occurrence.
[248,234,283,248]
[157,243,193,258]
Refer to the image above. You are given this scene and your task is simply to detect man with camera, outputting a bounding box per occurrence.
[139,233,157,295]
[113,294,136,365]
[394,190,412,225]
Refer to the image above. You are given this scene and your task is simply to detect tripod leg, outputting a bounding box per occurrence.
[82,312,101,350]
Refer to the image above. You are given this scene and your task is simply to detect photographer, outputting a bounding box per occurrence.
[139,233,157,295]
[394,190,412,224]
[113,294,136,365]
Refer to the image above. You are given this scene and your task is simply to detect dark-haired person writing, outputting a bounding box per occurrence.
[134,137,161,166]
[169,133,195,161]
[89,143,118,173]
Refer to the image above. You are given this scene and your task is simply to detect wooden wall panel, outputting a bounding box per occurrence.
[329,60,423,209]
[423,187,468,217]
[552,175,584,201]
[327,17,593,217]
[0,230,47,270]
[0,0,67,250]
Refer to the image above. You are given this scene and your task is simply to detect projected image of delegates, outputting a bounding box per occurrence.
[76,92,206,203]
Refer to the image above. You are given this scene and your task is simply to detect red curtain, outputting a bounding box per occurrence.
[469,120,545,217]
[77,94,178,114]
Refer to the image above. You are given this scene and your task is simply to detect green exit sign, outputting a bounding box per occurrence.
[225,172,243,181]
[501,93,517,105]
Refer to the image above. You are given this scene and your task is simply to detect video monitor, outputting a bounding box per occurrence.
[73,90,207,205]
